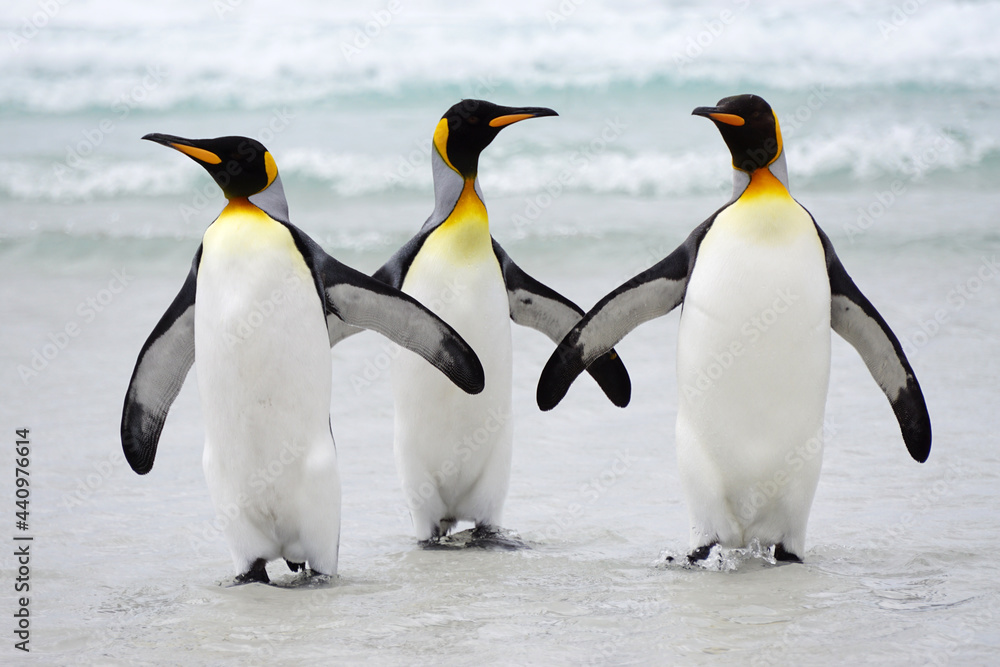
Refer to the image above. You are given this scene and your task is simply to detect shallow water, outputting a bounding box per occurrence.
[4,1,1000,664]
[5,187,1000,664]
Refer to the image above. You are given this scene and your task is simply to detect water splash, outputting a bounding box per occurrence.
[656,539,784,572]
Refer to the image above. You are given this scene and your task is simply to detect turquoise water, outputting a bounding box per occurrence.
[2,1,1000,664]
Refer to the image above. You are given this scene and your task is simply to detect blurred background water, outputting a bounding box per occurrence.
[2,0,999,664]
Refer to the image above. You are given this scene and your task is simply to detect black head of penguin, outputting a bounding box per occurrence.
[435,100,558,178]
[142,134,277,199]
[692,94,783,174]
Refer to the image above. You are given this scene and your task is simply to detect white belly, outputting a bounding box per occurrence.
[675,199,831,554]
[194,209,339,574]
[393,245,513,540]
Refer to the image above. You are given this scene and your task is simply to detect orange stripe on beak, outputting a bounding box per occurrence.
[708,113,746,127]
[170,143,222,164]
[488,113,537,128]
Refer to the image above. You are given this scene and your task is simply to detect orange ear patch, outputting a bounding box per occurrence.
[433,118,460,173]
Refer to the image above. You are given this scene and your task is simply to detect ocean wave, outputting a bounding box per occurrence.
[0,157,193,201]
[3,125,995,203]
[3,0,999,113]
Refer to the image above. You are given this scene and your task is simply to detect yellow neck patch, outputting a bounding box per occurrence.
[202,197,296,258]
[421,179,492,264]
[738,167,791,202]
[713,167,811,244]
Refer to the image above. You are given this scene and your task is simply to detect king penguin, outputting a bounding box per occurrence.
[537,94,931,562]
[363,100,630,545]
[121,134,485,583]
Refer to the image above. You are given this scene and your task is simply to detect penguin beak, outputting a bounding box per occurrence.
[691,107,746,127]
[143,133,223,165]
[488,107,559,128]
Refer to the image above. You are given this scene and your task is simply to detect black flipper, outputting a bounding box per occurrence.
[816,224,932,462]
[492,239,631,407]
[121,248,200,474]
[285,228,485,396]
[536,221,712,411]
[326,315,362,347]
[322,228,434,348]
[327,230,432,347]
[372,229,429,291]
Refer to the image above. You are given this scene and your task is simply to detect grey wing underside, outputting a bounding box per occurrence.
[816,224,931,462]
[536,223,707,411]
[492,240,631,407]
[293,230,485,395]
[326,230,429,347]
[121,249,200,474]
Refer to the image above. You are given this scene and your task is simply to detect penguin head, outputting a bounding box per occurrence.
[692,94,783,174]
[433,100,558,178]
[143,134,278,199]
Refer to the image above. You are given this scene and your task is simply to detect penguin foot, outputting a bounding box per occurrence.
[232,558,270,585]
[418,537,463,551]
[773,543,803,563]
[268,567,337,589]
[285,559,305,573]
[418,519,462,549]
[295,567,336,587]
[418,526,528,551]
[300,571,336,588]
[686,543,718,564]
[470,525,527,551]
[438,518,457,538]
